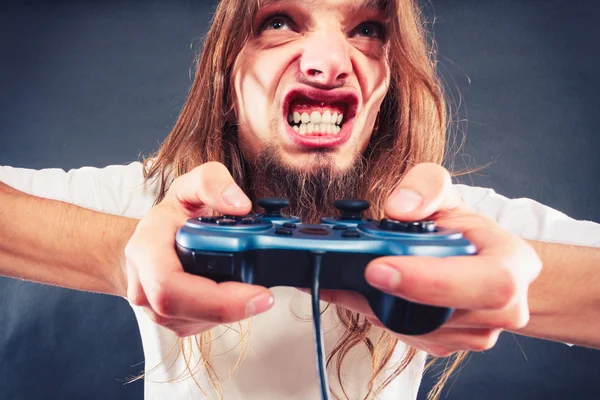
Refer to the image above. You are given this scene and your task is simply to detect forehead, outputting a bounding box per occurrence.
[257,0,387,12]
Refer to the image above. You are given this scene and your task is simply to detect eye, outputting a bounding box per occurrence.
[351,21,386,40]
[259,13,295,33]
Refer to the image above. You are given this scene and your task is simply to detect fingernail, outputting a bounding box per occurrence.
[221,183,251,208]
[389,189,423,213]
[246,293,274,317]
[367,264,401,291]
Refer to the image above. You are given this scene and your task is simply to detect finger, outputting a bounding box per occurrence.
[384,163,463,221]
[316,289,376,318]
[445,300,530,331]
[165,162,252,217]
[399,327,502,352]
[143,308,218,336]
[365,223,541,310]
[147,273,274,323]
[389,333,461,358]
[365,254,521,311]
[127,225,274,322]
[143,307,207,329]
[125,260,149,306]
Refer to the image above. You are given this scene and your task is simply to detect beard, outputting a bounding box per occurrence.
[246,146,367,223]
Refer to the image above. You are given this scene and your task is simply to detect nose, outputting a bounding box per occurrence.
[300,29,351,87]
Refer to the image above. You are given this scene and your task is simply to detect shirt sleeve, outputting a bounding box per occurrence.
[0,162,161,218]
[454,184,600,247]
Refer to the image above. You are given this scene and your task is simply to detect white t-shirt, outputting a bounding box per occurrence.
[1,162,599,400]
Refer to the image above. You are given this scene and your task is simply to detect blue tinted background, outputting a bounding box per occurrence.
[0,0,598,399]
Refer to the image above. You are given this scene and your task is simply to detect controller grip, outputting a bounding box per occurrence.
[178,243,453,335]
[367,291,453,335]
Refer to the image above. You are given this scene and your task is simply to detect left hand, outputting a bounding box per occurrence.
[319,163,542,357]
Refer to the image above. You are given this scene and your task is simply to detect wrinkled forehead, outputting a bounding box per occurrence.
[256,0,388,13]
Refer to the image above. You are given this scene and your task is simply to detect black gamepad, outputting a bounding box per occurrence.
[176,198,476,335]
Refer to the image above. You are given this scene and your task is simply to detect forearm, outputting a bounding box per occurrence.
[516,240,600,348]
[0,182,137,296]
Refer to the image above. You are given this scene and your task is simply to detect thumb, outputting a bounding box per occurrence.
[384,163,462,221]
[164,162,252,218]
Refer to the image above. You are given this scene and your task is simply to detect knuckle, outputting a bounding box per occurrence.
[428,346,458,358]
[469,329,501,352]
[144,309,176,329]
[150,284,174,316]
[505,305,530,330]
[148,312,168,326]
[214,304,239,324]
[172,328,191,338]
[491,267,519,309]
[197,162,228,180]
[128,286,148,307]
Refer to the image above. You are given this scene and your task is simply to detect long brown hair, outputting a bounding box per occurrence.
[143,0,467,398]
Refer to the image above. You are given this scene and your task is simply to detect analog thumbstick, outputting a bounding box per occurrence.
[333,199,370,220]
[258,198,289,217]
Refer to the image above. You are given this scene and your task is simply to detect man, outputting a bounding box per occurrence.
[1,0,599,399]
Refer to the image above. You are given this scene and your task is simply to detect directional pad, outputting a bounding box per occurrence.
[378,218,436,233]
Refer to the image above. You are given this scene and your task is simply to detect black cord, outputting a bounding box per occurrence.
[311,251,330,400]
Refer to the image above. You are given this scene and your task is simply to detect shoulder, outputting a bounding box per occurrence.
[453,183,600,246]
[0,161,164,218]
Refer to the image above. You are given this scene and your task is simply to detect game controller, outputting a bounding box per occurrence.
[175,198,477,335]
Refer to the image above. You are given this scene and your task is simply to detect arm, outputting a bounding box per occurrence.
[0,163,274,339]
[519,240,600,348]
[326,164,600,356]
[0,181,136,296]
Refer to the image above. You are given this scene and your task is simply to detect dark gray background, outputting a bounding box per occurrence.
[0,0,598,399]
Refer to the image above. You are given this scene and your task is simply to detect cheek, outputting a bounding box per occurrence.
[352,42,389,103]
[354,58,389,133]
[363,60,390,109]
[233,45,298,141]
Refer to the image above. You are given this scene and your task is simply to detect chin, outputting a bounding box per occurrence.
[278,148,357,173]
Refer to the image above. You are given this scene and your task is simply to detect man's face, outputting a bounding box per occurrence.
[232,0,390,172]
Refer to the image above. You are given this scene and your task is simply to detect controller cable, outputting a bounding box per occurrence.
[311,251,331,400]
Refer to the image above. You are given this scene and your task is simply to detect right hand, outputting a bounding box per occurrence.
[123,162,274,337]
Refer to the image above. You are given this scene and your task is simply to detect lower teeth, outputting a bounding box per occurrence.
[291,123,341,134]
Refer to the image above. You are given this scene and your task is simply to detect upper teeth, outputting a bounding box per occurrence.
[288,110,344,126]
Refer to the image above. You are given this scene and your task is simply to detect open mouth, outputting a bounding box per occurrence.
[281,87,359,148]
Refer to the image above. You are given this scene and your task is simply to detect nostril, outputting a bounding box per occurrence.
[308,68,322,76]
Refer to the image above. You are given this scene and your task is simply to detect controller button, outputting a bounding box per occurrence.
[241,217,262,224]
[405,220,436,233]
[275,228,293,236]
[379,218,437,233]
[282,222,297,229]
[198,216,218,223]
[298,227,329,236]
[419,221,436,232]
[379,218,410,231]
[216,218,237,226]
[332,225,348,230]
[342,230,360,238]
